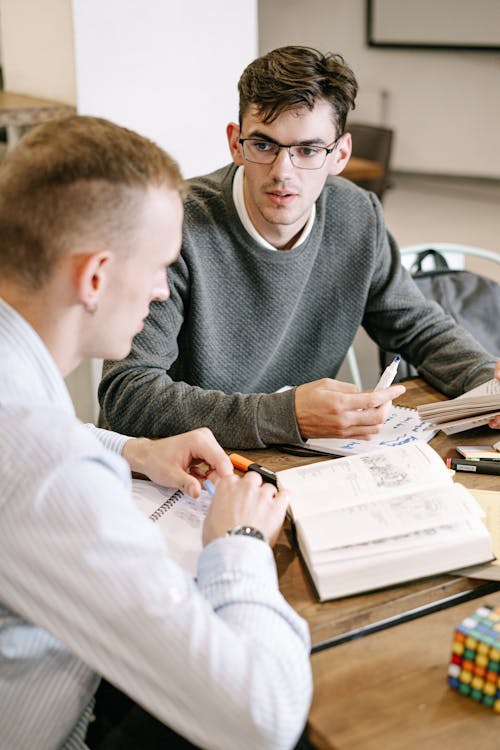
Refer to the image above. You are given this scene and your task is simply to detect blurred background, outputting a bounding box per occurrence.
[1,0,499,419]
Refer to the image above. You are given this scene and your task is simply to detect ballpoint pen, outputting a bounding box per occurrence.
[228,453,278,486]
[202,479,216,496]
[445,458,500,476]
[374,355,401,391]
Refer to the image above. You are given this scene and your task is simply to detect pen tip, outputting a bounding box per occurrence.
[203,479,216,496]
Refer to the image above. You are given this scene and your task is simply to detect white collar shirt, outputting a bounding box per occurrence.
[0,298,311,750]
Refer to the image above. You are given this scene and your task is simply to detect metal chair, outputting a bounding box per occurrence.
[400,243,500,268]
[345,345,363,390]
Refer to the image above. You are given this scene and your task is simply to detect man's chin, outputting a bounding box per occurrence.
[104,342,134,361]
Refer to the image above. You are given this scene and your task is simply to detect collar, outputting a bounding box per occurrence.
[0,297,75,413]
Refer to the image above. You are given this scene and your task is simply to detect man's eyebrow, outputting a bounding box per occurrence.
[245,131,329,146]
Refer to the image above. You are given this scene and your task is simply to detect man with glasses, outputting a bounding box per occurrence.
[100,45,500,448]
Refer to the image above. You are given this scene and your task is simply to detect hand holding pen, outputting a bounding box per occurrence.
[294,375,405,440]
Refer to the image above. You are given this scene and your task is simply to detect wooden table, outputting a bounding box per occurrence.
[240,378,500,748]
[0,90,76,148]
[342,156,383,181]
[309,594,500,750]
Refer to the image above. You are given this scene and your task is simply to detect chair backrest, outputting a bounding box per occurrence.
[400,243,500,267]
[379,243,500,379]
[346,121,394,200]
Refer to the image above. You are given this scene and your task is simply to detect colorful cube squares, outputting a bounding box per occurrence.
[448,605,500,711]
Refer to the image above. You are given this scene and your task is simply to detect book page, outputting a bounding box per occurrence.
[277,441,451,520]
[306,516,489,567]
[418,378,500,429]
[296,483,483,554]
[441,412,500,435]
[458,378,500,398]
[132,479,210,576]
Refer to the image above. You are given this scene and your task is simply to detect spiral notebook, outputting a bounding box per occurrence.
[305,405,437,457]
[132,479,211,576]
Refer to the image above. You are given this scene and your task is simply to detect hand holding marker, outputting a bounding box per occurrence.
[202,456,278,497]
[229,453,278,486]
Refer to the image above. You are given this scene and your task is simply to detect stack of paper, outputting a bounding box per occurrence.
[417,378,500,435]
[457,446,500,461]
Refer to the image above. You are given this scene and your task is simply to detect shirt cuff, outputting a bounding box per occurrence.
[85,423,131,455]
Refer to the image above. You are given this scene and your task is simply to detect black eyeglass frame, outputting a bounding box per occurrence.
[238,136,342,170]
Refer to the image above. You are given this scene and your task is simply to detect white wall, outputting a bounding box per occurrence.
[258,0,500,179]
[0,0,257,421]
[0,0,76,103]
[72,0,257,178]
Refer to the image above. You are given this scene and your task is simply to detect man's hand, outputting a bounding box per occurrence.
[295,378,406,439]
[202,472,289,548]
[488,361,500,430]
[122,428,233,498]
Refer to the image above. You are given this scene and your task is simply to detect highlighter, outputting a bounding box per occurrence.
[229,453,278,487]
[446,457,500,476]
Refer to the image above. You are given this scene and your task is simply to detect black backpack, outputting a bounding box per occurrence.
[379,248,500,379]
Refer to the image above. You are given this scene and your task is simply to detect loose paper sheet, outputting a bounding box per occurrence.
[455,489,500,579]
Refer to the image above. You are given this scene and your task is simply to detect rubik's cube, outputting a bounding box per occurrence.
[448,605,500,711]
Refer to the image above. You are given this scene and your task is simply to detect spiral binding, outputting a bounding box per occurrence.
[149,489,183,522]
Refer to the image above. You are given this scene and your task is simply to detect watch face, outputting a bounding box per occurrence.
[229,525,266,542]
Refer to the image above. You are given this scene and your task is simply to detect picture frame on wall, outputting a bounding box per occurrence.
[367,0,500,52]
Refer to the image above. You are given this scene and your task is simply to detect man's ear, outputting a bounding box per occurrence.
[226,122,244,166]
[73,249,112,311]
[327,132,352,176]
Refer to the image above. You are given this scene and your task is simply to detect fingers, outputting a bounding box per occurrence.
[341,384,406,411]
[183,428,233,477]
[165,466,204,498]
[324,379,360,394]
[495,361,500,380]
[202,471,288,547]
[295,378,407,439]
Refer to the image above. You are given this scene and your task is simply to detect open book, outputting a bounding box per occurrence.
[276,441,493,601]
[417,378,500,435]
[132,479,210,576]
[306,405,436,457]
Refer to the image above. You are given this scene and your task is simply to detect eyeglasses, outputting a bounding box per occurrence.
[238,136,341,170]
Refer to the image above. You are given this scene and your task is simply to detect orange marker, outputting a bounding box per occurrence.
[229,453,278,486]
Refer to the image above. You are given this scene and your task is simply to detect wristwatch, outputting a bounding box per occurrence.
[226,525,269,544]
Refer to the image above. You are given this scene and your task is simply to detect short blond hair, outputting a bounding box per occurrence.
[0,115,185,288]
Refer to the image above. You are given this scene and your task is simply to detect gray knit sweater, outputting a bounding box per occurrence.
[99,164,495,447]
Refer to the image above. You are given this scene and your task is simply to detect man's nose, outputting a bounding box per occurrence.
[269,146,295,178]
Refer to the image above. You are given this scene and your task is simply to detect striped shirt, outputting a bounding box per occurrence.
[0,298,312,750]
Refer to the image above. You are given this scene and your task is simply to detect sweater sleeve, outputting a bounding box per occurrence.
[98,253,303,448]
